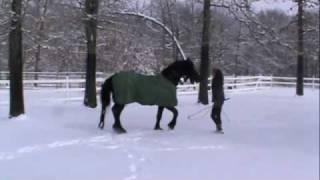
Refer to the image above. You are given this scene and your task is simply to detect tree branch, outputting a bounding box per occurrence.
[111,11,187,60]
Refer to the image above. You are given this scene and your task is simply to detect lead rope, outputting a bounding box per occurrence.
[187,105,213,120]
[187,98,231,121]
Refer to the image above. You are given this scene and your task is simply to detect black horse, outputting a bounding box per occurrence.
[98,59,200,133]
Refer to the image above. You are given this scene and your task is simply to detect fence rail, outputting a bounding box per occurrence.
[0,72,319,98]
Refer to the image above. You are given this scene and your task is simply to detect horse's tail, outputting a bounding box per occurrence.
[98,76,113,129]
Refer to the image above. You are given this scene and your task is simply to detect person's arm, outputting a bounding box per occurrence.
[211,80,215,102]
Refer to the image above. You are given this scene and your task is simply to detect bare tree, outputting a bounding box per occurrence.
[296,0,304,96]
[112,11,186,60]
[9,0,24,117]
[1,0,318,87]
[84,0,99,108]
[198,0,211,104]
[0,1,10,71]
[34,0,49,82]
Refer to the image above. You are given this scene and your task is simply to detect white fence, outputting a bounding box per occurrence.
[0,72,319,98]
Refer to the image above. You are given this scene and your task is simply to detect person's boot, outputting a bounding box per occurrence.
[216,124,224,134]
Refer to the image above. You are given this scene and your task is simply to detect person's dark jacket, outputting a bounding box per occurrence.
[211,69,225,107]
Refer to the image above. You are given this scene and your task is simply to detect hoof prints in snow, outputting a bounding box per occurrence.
[0,133,225,161]
[0,135,113,161]
[0,133,225,180]
[124,175,137,180]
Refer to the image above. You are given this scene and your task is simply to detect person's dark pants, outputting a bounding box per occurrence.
[211,104,223,131]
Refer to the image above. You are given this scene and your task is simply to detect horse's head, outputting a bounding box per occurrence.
[161,58,200,85]
[180,58,200,84]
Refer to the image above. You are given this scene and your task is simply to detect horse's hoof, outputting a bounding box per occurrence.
[113,126,127,134]
[168,123,175,130]
[154,126,163,130]
[98,122,104,130]
[114,128,127,134]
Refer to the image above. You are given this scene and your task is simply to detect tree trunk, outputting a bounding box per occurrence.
[198,0,211,104]
[314,0,320,77]
[9,0,24,117]
[233,23,242,89]
[34,44,40,87]
[160,3,168,62]
[34,0,49,87]
[296,0,304,96]
[84,0,99,108]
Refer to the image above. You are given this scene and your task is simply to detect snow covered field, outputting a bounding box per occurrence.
[0,88,319,180]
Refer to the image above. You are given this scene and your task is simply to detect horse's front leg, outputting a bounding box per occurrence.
[166,106,178,130]
[154,106,164,130]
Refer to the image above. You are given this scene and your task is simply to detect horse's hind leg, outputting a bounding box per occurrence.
[112,104,127,133]
[98,104,107,129]
[166,106,178,130]
[154,106,164,130]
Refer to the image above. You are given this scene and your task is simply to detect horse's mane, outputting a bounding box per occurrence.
[161,61,177,74]
[161,61,183,86]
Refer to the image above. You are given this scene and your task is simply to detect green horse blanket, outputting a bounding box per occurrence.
[112,71,177,106]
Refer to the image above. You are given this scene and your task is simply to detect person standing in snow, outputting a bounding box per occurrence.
[211,68,225,133]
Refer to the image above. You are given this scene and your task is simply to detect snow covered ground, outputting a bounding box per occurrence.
[0,88,319,180]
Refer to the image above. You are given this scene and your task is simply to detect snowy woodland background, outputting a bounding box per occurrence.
[0,1,319,179]
[0,0,319,76]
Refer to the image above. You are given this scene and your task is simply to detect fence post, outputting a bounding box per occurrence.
[66,75,70,100]
[270,75,273,88]
[255,75,261,90]
[312,75,315,90]
[233,74,237,89]
[195,82,199,93]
